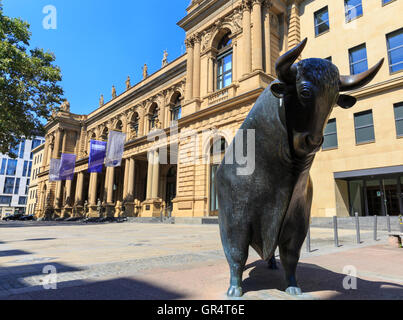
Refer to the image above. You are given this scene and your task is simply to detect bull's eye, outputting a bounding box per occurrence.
[300,89,312,99]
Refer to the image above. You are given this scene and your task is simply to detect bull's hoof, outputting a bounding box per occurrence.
[227,286,243,298]
[286,286,302,296]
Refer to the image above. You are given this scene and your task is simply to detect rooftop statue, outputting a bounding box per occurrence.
[126,76,131,90]
[162,50,168,67]
[143,64,148,80]
[99,94,104,107]
[112,85,117,99]
[216,38,384,297]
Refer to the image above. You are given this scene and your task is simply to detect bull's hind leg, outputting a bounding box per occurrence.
[219,209,250,298]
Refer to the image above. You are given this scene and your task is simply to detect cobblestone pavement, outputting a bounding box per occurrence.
[0,221,401,300]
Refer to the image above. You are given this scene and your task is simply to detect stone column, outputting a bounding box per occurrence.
[61,129,67,153]
[106,167,115,204]
[65,180,72,205]
[193,34,201,99]
[52,129,62,159]
[89,172,98,205]
[75,172,84,205]
[233,40,238,81]
[264,4,272,74]
[42,136,49,169]
[208,54,214,93]
[252,0,263,71]
[127,157,135,201]
[146,151,154,200]
[185,39,194,102]
[242,2,252,75]
[122,158,130,200]
[54,181,62,209]
[151,150,160,199]
[288,2,300,50]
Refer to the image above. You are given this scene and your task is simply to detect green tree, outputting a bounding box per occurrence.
[0,2,63,157]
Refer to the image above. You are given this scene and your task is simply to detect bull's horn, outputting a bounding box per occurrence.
[275,38,307,84]
[339,58,384,92]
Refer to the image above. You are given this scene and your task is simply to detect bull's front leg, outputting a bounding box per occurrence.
[278,177,313,296]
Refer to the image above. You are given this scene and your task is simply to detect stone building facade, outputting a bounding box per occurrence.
[34,0,403,219]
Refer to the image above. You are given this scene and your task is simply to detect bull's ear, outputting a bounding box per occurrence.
[270,82,286,98]
[337,94,357,109]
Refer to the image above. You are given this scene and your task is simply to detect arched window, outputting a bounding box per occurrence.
[171,94,182,123]
[216,32,233,90]
[115,120,123,132]
[209,137,228,215]
[100,128,109,141]
[149,104,159,130]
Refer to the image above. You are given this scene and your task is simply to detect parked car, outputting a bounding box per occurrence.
[3,213,24,221]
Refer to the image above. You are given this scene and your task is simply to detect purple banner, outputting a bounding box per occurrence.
[49,158,61,182]
[60,153,76,181]
[88,140,107,173]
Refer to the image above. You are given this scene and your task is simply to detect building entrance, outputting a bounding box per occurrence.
[348,175,403,216]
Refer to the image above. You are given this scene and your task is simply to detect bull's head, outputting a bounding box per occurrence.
[270,38,384,158]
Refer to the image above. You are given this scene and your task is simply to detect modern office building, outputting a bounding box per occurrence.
[34,0,402,219]
[0,137,45,218]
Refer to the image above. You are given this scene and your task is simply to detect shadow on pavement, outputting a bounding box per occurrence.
[243,260,403,300]
[4,277,186,300]
[0,250,32,257]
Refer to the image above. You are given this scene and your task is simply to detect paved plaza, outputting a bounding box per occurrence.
[0,221,402,300]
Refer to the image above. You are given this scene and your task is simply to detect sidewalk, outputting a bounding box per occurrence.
[0,222,401,300]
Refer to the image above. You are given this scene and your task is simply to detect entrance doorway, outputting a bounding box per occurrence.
[165,166,177,217]
[348,175,403,216]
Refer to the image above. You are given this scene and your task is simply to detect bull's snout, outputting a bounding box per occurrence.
[293,132,323,158]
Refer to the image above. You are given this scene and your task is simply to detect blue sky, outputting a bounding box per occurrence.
[3,0,190,115]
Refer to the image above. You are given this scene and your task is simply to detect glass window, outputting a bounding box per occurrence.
[349,44,368,75]
[217,52,232,90]
[9,143,20,158]
[345,0,363,22]
[0,159,7,175]
[27,162,32,177]
[314,6,330,36]
[171,96,182,122]
[216,33,233,91]
[322,119,338,150]
[3,177,15,194]
[25,179,30,195]
[19,140,25,158]
[354,110,375,144]
[31,139,42,150]
[0,196,12,205]
[14,178,20,195]
[349,180,364,216]
[22,160,28,177]
[18,197,27,205]
[387,28,403,73]
[6,159,18,176]
[394,102,403,137]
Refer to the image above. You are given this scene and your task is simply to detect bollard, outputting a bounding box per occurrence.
[306,224,311,253]
[374,215,378,241]
[387,215,391,233]
[399,215,403,233]
[355,212,361,244]
[333,216,339,247]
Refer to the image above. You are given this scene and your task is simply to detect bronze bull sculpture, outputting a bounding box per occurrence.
[216,38,383,297]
